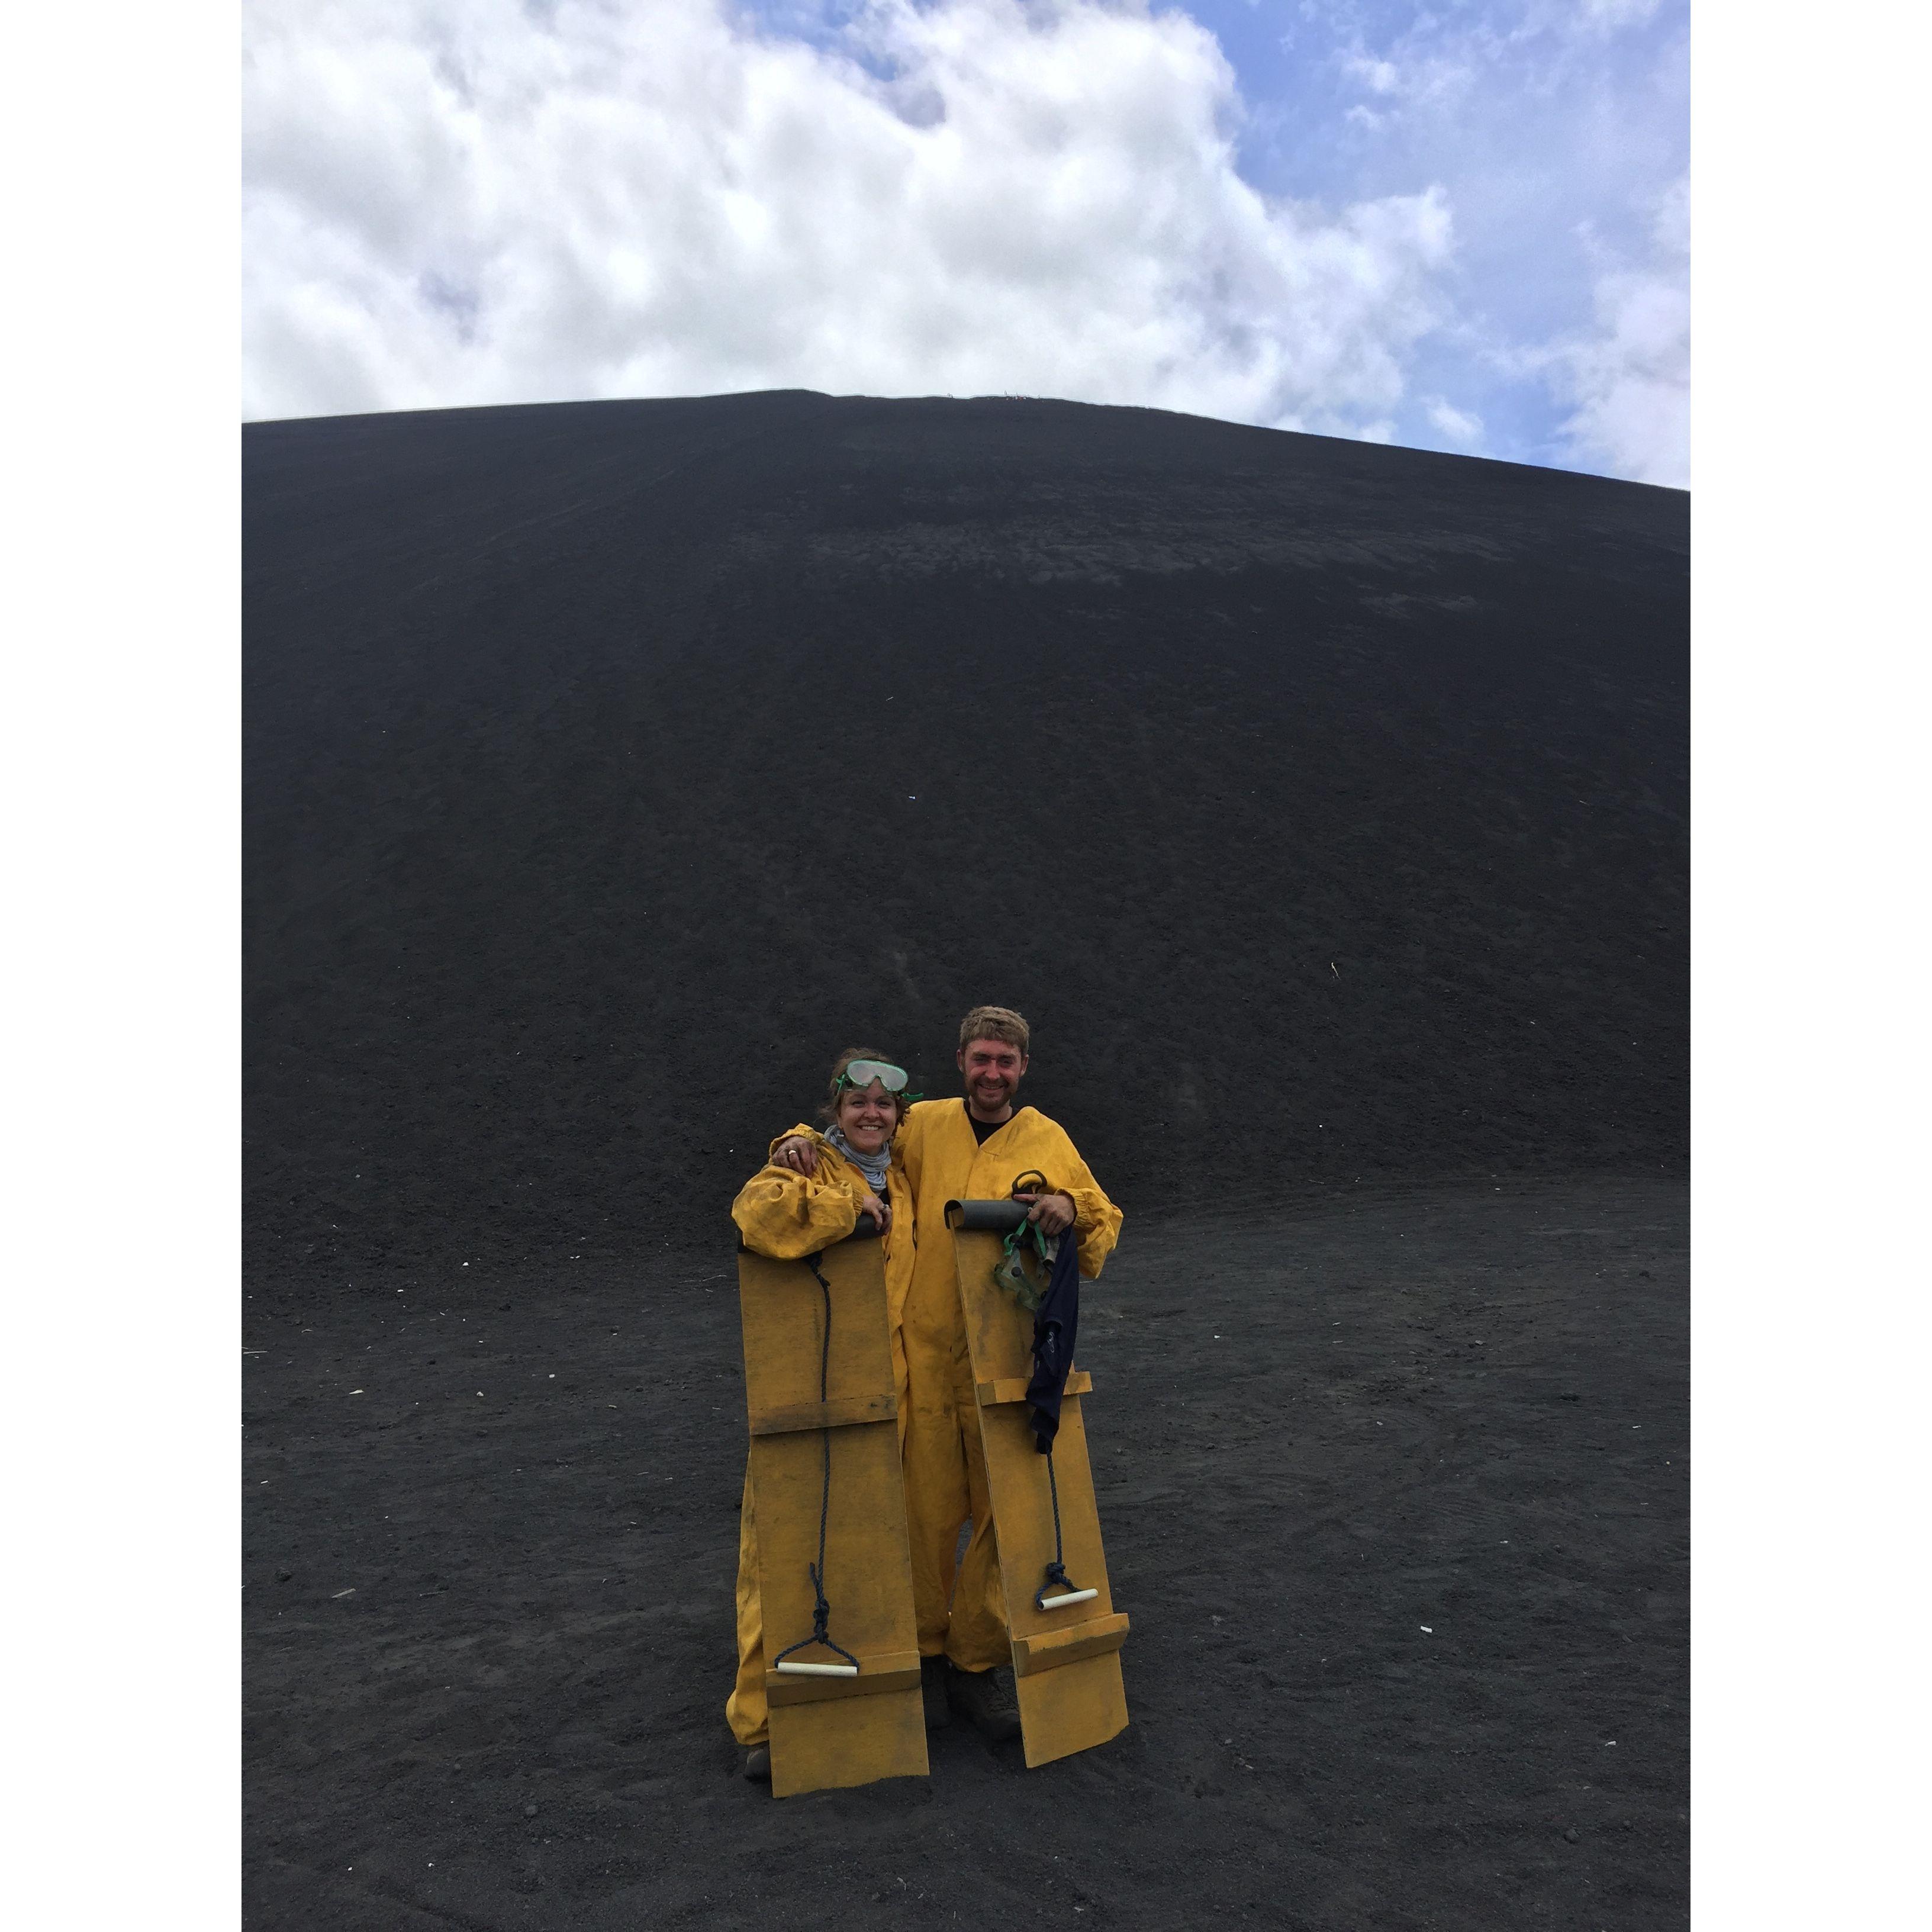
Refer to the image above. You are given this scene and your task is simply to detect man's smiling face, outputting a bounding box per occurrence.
[958,1035,1027,1121]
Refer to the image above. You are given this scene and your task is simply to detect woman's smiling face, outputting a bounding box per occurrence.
[835,1080,898,1156]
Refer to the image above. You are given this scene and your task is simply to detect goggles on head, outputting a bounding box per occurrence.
[836,1059,919,1098]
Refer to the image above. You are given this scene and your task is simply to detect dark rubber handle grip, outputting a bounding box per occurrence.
[944,1199,1031,1232]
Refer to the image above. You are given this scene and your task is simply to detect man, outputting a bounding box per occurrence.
[772,1006,1122,1741]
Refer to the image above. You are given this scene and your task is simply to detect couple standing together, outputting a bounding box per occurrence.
[727,1005,1123,1780]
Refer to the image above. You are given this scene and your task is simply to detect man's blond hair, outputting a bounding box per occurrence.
[957,1005,1031,1055]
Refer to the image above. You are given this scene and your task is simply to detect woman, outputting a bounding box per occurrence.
[724,1048,917,1782]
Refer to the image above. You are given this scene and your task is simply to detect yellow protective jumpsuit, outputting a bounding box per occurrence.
[725,1130,914,1747]
[893,1099,1122,1672]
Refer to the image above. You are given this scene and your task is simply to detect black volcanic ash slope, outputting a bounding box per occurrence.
[244,392,1687,1276]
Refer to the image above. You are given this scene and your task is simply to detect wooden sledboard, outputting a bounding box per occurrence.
[945,1216,1130,1769]
[738,1232,928,1797]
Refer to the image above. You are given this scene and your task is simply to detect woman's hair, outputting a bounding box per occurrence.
[816,1046,913,1129]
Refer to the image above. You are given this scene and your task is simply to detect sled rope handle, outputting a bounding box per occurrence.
[772,1255,861,1675]
[1033,1444,1096,1611]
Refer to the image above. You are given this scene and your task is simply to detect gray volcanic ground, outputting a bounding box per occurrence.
[243,394,1688,1930]
[243,1181,1686,1930]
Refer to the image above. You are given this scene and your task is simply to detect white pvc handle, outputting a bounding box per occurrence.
[1038,1588,1099,1610]
[775,1660,859,1677]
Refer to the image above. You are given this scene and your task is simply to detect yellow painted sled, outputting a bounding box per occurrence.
[946,1199,1131,1769]
[736,1222,928,1798]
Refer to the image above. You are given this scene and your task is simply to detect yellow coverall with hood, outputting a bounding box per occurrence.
[724,1129,913,1748]
[892,1098,1122,1673]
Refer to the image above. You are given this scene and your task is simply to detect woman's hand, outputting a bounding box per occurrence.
[859,1190,892,1235]
[771,1135,819,1176]
[1016,1191,1077,1235]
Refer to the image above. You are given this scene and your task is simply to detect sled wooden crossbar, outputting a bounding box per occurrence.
[1010,1611,1131,1678]
[765,1650,923,1707]
[749,1392,899,1435]
[975,1370,1092,1406]
[738,1233,928,1797]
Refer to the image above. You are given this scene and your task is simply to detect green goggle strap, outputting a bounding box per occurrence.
[1001,1216,1050,1267]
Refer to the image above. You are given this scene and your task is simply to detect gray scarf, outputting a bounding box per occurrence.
[822,1123,891,1195]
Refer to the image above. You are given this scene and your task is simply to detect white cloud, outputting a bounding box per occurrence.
[1425,397,1483,446]
[243,0,1454,434]
[1579,0,1664,29]
[1344,54,1402,95]
[1338,40,1474,115]
[1299,3,1685,479]
[1550,174,1689,485]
